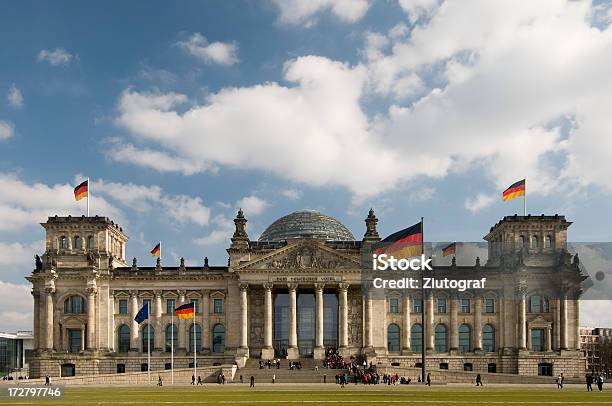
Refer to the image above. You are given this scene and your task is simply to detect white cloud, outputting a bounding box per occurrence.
[104,139,214,175]
[0,281,34,332]
[0,120,14,140]
[7,84,23,108]
[94,179,211,226]
[0,173,123,231]
[271,0,371,26]
[408,186,435,202]
[237,196,269,216]
[281,189,303,200]
[397,0,441,23]
[0,241,45,267]
[177,33,238,66]
[193,215,234,246]
[37,48,73,66]
[464,193,495,214]
[113,2,612,201]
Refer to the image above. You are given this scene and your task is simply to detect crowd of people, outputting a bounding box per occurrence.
[258,359,281,369]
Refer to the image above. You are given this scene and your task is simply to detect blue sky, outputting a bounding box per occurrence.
[1,0,612,330]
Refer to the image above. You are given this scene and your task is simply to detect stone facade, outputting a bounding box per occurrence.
[27,211,587,379]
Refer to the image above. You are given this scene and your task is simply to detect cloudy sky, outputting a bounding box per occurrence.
[1,0,612,331]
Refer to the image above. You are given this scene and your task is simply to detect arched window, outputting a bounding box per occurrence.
[60,236,68,249]
[73,236,82,249]
[189,324,202,353]
[531,235,539,249]
[87,236,94,250]
[437,297,447,313]
[434,324,448,352]
[483,324,496,352]
[141,324,154,352]
[387,324,400,352]
[529,295,549,313]
[212,324,225,353]
[118,325,130,353]
[411,324,423,353]
[64,295,85,314]
[165,324,178,353]
[458,324,471,353]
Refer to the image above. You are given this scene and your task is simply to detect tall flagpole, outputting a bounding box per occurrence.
[87,177,90,217]
[171,308,174,385]
[523,178,527,217]
[159,241,162,262]
[420,216,426,384]
[193,301,197,381]
[147,322,151,385]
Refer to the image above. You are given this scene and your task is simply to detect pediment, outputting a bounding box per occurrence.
[236,241,361,271]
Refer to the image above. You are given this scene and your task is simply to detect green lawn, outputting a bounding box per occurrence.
[1,385,611,405]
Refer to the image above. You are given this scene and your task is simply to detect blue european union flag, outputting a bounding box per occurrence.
[134,303,149,324]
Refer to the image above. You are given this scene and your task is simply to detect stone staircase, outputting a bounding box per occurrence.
[235,358,347,384]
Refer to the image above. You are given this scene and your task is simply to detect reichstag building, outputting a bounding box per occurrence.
[27,209,586,378]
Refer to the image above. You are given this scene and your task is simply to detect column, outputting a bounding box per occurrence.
[546,326,552,352]
[518,291,527,350]
[561,291,568,350]
[338,283,349,348]
[553,298,560,350]
[474,296,483,351]
[288,283,299,359]
[201,290,210,353]
[314,284,324,354]
[449,296,458,352]
[177,290,186,351]
[426,293,434,350]
[45,287,55,350]
[130,290,139,351]
[109,291,116,352]
[364,290,373,348]
[154,291,163,351]
[239,283,249,350]
[262,284,274,359]
[87,287,97,350]
[402,295,411,352]
[575,298,581,351]
[80,326,85,352]
[31,290,39,350]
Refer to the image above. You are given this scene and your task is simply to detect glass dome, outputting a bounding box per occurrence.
[258,210,355,242]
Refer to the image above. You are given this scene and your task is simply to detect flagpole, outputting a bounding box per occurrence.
[147,321,151,385]
[160,241,162,262]
[420,216,426,384]
[193,301,197,382]
[523,178,527,217]
[87,177,90,217]
[171,309,174,385]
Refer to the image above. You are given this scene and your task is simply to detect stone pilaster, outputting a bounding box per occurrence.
[474,295,483,351]
[129,290,139,351]
[44,286,55,351]
[177,290,186,351]
[238,283,249,357]
[314,283,325,359]
[561,291,568,350]
[517,287,527,350]
[31,290,39,350]
[401,295,411,353]
[338,283,349,349]
[426,292,434,351]
[449,295,458,353]
[86,286,97,351]
[154,290,163,351]
[201,290,210,353]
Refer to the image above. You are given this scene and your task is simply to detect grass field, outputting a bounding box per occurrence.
[1,385,611,406]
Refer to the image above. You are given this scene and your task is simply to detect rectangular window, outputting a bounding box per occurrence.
[68,329,81,353]
[531,328,545,352]
[191,299,199,314]
[214,299,223,314]
[461,299,471,313]
[484,298,495,313]
[118,299,128,315]
[166,299,175,314]
[412,299,422,313]
[389,298,399,313]
[437,298,447,313]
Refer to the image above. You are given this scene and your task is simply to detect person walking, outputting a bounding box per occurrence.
[272,374,276,384]
[197,376,202,385]
[587,374,593,391]
[157,375,163,386]
[426,373,431,386]
[597,374,604,391]
[191,375,196,385]
[476,374,482,386]
[250,375,255,388]
[240,374,243,384]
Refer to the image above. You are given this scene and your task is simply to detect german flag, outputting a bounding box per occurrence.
[74,180,88,201]
[150,242,161,257]
[376,221,423,259]
[442,242,456,257]
[175,302,195,319]
[502,179,525,202]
